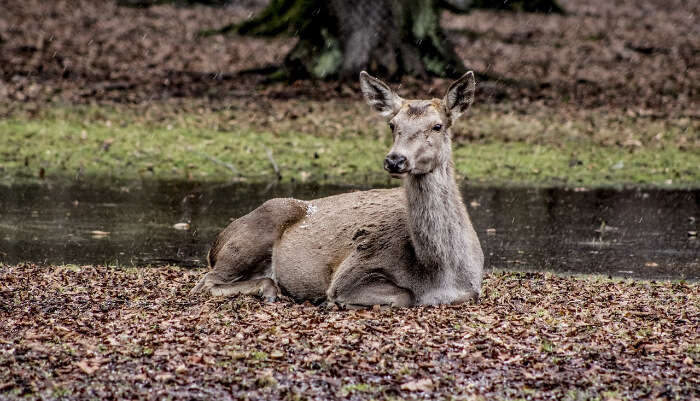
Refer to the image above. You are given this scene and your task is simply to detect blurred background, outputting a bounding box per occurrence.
[1,0,697,113]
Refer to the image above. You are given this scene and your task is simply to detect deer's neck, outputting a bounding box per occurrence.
[403,162,478,275]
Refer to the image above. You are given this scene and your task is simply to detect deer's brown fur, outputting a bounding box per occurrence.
[191,71,483,307]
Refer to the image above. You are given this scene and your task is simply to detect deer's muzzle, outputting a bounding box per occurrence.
[385,153,408,175]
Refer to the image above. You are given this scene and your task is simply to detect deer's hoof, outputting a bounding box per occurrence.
[259,280,281,302]
[318,300,341,310]
[189,276,213,296]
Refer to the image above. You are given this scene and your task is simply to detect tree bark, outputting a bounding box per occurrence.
[156,0,563,80]
[229,0,465,80]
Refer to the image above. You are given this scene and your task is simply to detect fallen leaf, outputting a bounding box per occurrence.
[187,355,203,364]
[643,344,664,353]
[101,138,115,151]
[401,378,434,392]
[76,359,99,374]
[622,139,642,147]
[89,230,110,238]
[155,373,174,382]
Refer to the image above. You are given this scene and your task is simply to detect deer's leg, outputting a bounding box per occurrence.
[190,198,307,298]
[209,278,280,302]
[190,249,270,296]
[327,270,415,309]
[189,241,274,297]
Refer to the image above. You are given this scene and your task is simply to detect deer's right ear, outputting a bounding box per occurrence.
[359,71,403,119]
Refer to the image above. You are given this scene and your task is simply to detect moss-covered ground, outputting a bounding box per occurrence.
[1,101,698,188]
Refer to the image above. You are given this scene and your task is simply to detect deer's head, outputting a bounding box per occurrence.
[360,71,475,178]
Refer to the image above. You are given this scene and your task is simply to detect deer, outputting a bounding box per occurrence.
[190,71,484,308]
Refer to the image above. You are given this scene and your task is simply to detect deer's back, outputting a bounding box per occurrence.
[273,187,414,301]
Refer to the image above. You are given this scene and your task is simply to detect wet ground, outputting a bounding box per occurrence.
[0,181,697,281]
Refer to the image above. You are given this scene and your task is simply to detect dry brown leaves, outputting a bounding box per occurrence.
[0,264,698,400]
[0,0,698,118]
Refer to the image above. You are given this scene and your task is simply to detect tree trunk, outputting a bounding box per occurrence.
[202,0,563,80]
[124,0,563,79]
[234,0,465,80]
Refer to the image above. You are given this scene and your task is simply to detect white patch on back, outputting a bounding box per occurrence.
[299,203,318,229]
[306,203,318,216]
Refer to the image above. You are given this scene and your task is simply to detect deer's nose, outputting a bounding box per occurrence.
[384,153,407,173]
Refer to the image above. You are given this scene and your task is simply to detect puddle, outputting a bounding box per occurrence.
[0,181,697,281]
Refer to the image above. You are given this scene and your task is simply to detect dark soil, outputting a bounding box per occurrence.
[1,264,698,400]
[0,0,697,117]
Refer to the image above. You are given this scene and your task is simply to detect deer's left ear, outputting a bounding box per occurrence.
[443,71,476,121]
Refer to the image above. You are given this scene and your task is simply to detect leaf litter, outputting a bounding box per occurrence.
[0,263,697,400]
[1,0,697,118]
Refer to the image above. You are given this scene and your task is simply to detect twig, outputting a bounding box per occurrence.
[198,152,239,176]
[263,145,281,180]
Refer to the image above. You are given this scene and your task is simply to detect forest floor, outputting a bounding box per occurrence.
[1,264,698,400]
[1,0,698,115]
[1,0,698,187]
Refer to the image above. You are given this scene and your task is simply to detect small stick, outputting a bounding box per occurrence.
[263,145,281,180]
[198,152,239,176]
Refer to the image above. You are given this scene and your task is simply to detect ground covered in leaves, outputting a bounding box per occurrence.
[0,0,698,117]
[1,264,697,400]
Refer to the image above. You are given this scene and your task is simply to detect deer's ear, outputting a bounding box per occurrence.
[443,71,476,121]
[359,71,403,119]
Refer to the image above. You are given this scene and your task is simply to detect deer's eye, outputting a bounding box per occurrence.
[432,124,442,131]
[388,122,395,131]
